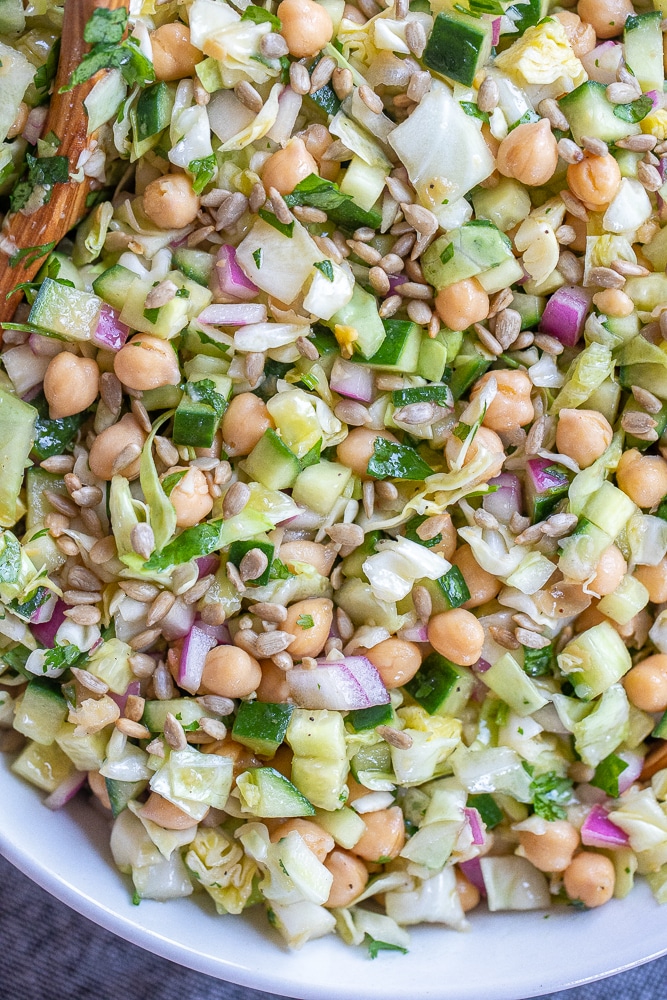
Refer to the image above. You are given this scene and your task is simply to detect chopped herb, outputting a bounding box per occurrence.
[468,793,503,829]
[61,8,154,92]
[84,7,128,44]
[175,288,190,299]
[1,645,32,675]
[188,154,217,195]
[460,101,490,124]
[161,470,188,497]
[468,0,505,11]
[241,4,282,28]
[522,644,553,678]
[296,614,315,630]
[439,242,454,265]
[314,259,334,281]
[300,437,322,469]
[453,2,481,15]
[258,207,294,238]
[508,109,540,132]
[42,643,83,674]
[528,769,574,821]
[33,39,61,99]
[365,935,408,959]
[143,521,223,572]
[590,753,629,799]
[253,247,263,269]
[10,154,69,213]
[184,380,227,421]
[132,890,141,906]
[367,438,434,481]
[180,719,201,732]
[143,306,160,324]
[613,95,653,124]
[8,587,50,622]
[284,174,382,231]
[269,557,292,580]
[392,384,450,407]
[298,371,319,391]
[31,391,86,461]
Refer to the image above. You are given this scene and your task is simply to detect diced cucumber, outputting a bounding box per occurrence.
[142,697,212,732]
[232,701,294,757]
[476,255,525,295]
[329,284,385,360]
[354,319,421,372]
[347,702,393,731]
[236,766,315,817]
[56,722,110,770]
[339,156,388,213]
[472,178,532,235]
[0,0,25,33]
[434,566,471,609]
[29,278,102,342]
[11,741,75,792]
[105,777,149,818]
[292,460,352,516]
[417,337,448,382]
[142,385,184,410]
[558,518,612,582]
[582,481,636,538]
[0,388,37,528]
[423,10,492,87]
[13,679,67,746]
[172,398,222,449]
[227,537,274,586]
[314,805,365,848]
[30,392,84,463]
[584,378,621,425]
[653,710,667,739]
[482,652,548,717]
[340,529,380,579]
[558,81,641,144]
[598,574,649,625]
[172,248,215,287]
[405,652,475,716]
[92,264,138,312]
[349,741,395,790]
[643,225,667,273]
[36,252,83,290]
[136,82,174,141]
[422,222,514,292]
[510,292,546,330]
[287,709,349,811]
[244,429,302,491]
[558,621,632,699]
[503,0,548,36]
[624,11,663,93]
[623,397,667,451]
[449,354,491,401]
[119,277,190,339]
[526,460,571,524]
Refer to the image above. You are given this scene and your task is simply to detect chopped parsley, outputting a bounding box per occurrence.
[590,753,629,799]
[241,4,282,28]
[10,155,69,214]
[527,767,574,821]
[60,8,155,92]
[188,154,217,195]
[296,614,315,630]
[365,935,408,959]
[314,259,334,281]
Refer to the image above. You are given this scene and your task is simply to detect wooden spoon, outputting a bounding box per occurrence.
[0,0,129,324]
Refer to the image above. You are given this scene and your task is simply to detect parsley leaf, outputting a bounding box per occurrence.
[188,154,217,195]
[460,101,490,124]
[7,587,51,622]
[241,4,282,28]
[529,770,574,821]
[613,95,653,124]
[269,557,292,580]
[84,7,128,44]
[10,155,69,213]
[284,174,382,231]
[590,753,629,799]
[258,207,294,238]
[34,39,61,99]
[252,247,263,269]
[42,644,83,674]
[185,379,227,421]
[314,259,334,281]
[143,521,223,572]
[296,614,315,629]
[367,438,434,481]
[508,109,540,132]
[365,935,408,959]
[61,9,154,93]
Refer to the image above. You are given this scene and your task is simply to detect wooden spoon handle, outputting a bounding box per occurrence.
[0,0,129,323]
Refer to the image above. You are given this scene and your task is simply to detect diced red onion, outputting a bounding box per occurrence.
[3,344,51,397]
[581,41,622,84]
[44,770,87,810]
[330,356,374,403]
[538,285,590,347]
[616,750,643,794]
[179,624,217,694]
[472,658,491,674]
[30,591,57,625]
[267,85,303,146]
[646,90,661,110]
[213,245,260,302]
[459,857,487,896]
[580,804,629,849]
[31,599,67,648]
[92,303,130,352]
[398,624,429,642]
[483,473,522,524]
[160,598,196,641]
[22,385,44,402]
[491,17,501,45]
[287,656,390,711]
[28,333,62,357]
[526,457,569,496]
[196,619,231,644]
[198,303,267,326]
[170,233,190,249]
[464,806,486,846]
[110,679,141,714]
[22,105,48,145]
[386,273,405,296]
[196,555,219,578]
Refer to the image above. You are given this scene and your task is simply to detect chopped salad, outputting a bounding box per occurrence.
[3,0,667,957]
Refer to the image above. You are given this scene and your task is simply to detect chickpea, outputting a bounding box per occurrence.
[563,852,616,908]
[43,353,99,419]
[444,426,505,482]
[352,806,406,862]
[518,820,580,873]
[455,869,481,912]
[88,770,111,810]
[623,653,667,712]
[617,449,667,508]
[142,173,200,230]
[428,608,484,666]
[201,735,262,776]
[279,540,336,577]
[497,120,558,187]
[426,512,458,561]
[195,431,222,461]
[270,744,294,778]
[323,849,369,908]
[140,791,200,830]
[555,408,613,469]
[278,0,334,57]
[452,544,502,609]
[336,427,398,479]
[261,138,319,196]
[553,11,596,57]
[150,22,200,81]
[89,413,147,481]
[114,334,181,392]
[222,393,273,456]
[590,544,627,597]
[471,370,534,434]
[365,638,422,689]
[634,558,667,604]
[166,466,214,528]
[565,211,588,252]
[200,645,262,699]
[271,818,334,862]
[284,598,333,658]
[434,277,489,331]
[577,0,633,37]
[567,154,621,209]
[592,288,634,317]
[256,658,291,703]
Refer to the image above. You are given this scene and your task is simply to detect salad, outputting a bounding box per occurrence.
[2,0,667,958]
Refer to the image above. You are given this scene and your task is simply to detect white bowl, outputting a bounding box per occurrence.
[1,747,665,1000]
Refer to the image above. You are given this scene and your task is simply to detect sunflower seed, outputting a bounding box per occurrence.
[45,490,78,517]
[394,401,438,424]
[163,712,188,751]
[556,137,584,164]
[581,135,608,157]
[253,602,288,623]
[348,239,382,265]
[514,523,544,545]
[395,0,409,17]
[369,266,391,296]
[416,514,450,541]
[510,512,530,534]
[235,79,263,113]
[244,351,265,388]
[71,667,108,694]
[474,508,499,530]
[223,481,250,519]
[112,441,142,476]
[474,324,502,355]
[215,192,248,230]
[153,662,175,700]
[239,547,269,582]
[616,133,658,152]
[99,372,122,414]
[131,522,155,560]
[129,628,162,651]
[558,250,585,284]
[359,84,383,113]
[489,625,521,650]
[65,604,102,626]
[631,384,663,414]
[90,536,117,565]
[477,76,499,113]
[328,522,364,548]
[71,485,103,508]
[120,580,159,602]
[638,160,663,192]
[621,411,659,439]
[376,725,413,749]
[260,31,289,58]
[332,66,354,101]
[130,653,156,678]
[611,258,649,278]
[407,70,431,103]
[336,606,355,640]
[55,536,78,556]
[559,189,588,221]
[310,56,336,93]
[407,300,432,326]
[412,584,432,622]
[116,718,151,739]
[63,589,102,606]
[379,295,402,318]
[226,560,246,593]
[256,630,294,656]
[541,512,578,538]
[145,279,178,309]
[555,224,577,245]
[40,455,75,474]
[394,280,431,300]
[515,627,551,649]
[146,590,176,627]
[289,61,311,95]
[68,566,102,593]
[533,333,564,355]
[493,308,522,350]
[334,399,371,426]
[405,19,426,56]
[198,695,235,716]
[362,480,375,519]
[586,266,625,289]
[539,98,569,131]
[200,602,227,625]
[606,81,641,104]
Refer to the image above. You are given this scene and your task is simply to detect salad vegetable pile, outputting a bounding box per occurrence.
[3,0,667,956]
